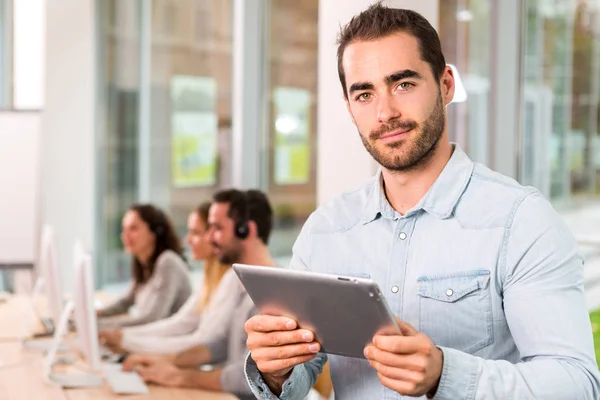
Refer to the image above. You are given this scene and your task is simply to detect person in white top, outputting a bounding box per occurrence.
[99,202,230,353]
[96,204,193,330]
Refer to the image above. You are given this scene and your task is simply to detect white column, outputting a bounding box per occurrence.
[40,0,96,290]
[488,0,523,180]
[317,0,439,205]
[138,0,152,202]
[231,0,268,189]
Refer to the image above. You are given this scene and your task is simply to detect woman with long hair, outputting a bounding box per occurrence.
[97,204,192,329]
[99,202,231,354]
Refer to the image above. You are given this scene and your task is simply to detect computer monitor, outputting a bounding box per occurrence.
[72,245,101,372]
[68,251,148,394]
[39,225,63,327]
[43,242,103,388]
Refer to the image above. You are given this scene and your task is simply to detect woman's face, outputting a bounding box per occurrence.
[185,212,212,261]
[120,210,155,257]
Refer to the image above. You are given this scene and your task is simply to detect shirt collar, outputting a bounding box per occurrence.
[361,144,474,224]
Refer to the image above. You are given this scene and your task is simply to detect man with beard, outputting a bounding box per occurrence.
[243,3,600,400]
[122,189,275,400]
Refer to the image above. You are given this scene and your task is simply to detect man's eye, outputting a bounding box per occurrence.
[398,82,414,91]
[356,93,372,102]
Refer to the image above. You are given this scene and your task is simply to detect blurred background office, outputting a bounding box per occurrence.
[0,0,599,307]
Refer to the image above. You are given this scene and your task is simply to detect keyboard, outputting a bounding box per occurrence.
[101,362,149,395]
[22,339,68,353]
[49,372,104,388]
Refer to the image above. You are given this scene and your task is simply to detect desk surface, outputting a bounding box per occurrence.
[65,386,237,400]
[0,294,42,340]
[0,342,236,400]
[0,295,238,400]
[0,342,66,400]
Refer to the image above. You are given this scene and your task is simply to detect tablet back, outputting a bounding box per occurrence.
[233,263,400,359]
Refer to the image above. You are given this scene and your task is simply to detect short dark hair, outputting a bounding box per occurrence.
[337,2,446,98]
[128,203,186,285]
[212,189,274,245]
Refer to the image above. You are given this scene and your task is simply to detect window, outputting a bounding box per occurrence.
[521,0,600,202]
[97,0,142,285]
[97,0,233,287]
[148,0,233,234]
[265,0,318,262]
[438,0,492,165]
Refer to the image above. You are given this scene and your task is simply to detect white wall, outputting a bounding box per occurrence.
[0,112,40,264]
[40,0,96,289]
[317,0,439,205]
[13,0,45,109]
[385,0,438,28]
[317,0,377,206]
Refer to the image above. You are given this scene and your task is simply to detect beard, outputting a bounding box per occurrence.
[359,92,445,172]
[212,242,243,265]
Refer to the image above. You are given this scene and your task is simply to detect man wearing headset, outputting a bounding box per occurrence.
[122,189,275,400]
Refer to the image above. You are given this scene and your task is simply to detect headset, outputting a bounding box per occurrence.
[151,208,166,238]
[234,191,250,240]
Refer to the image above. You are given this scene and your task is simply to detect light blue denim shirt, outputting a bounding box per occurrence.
[245,145,600,399]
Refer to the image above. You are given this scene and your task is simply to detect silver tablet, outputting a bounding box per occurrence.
[233,263,400,359]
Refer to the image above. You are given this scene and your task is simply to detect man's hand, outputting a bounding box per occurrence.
[364,317,443,397]
[122,354,173,372]
[245,315,320,394]
[98,329,123,351]
[136,362,186,387]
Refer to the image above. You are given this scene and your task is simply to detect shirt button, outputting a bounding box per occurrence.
[446,288,454,297]
[391,286,399,293]
[399,232,407,240]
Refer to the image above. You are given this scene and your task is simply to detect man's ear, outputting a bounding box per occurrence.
[247,220,258,240]
[441,65,456,106]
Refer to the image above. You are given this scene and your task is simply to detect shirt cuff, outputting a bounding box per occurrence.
[433,346,480,400]
[244,351,313,400]
[244,352,281,399]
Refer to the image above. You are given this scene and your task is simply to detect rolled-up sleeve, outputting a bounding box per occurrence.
[244,352,327,400]
[433,192,600,399]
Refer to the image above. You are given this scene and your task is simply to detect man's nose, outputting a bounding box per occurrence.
[376,93,401,123]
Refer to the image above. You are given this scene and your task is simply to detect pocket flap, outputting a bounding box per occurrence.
[417,270,490,303]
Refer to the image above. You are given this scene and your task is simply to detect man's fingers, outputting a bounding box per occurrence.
[122,355,151,371]
[245,315,298,333]
[253,354,318,374]
[370,335,425,355]
[394,317,418,336]
[247,330,315,350]
[136,366,153,382]
[251,342,320,362]
[365,346,428,371]
[376,372,420,395]
[121,357,137,371]
[369,360,425,382]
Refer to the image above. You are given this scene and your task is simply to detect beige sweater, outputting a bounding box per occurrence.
[97,250,192,329]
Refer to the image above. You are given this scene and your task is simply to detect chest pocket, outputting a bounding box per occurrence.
[417,270,493,354]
